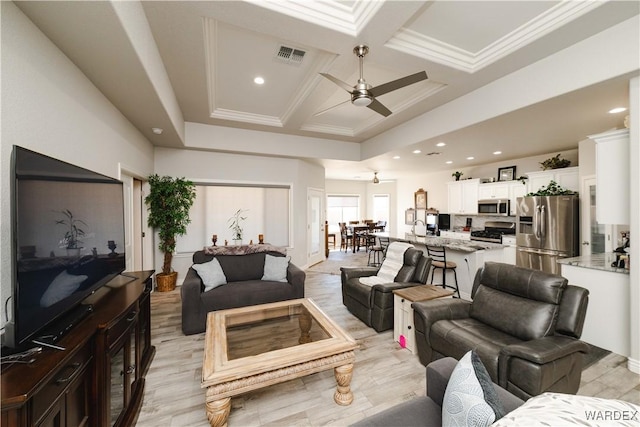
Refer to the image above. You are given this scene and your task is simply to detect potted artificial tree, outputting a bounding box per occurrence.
[145,174,196,292]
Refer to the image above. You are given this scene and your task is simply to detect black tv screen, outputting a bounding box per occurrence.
[5,146,126,349]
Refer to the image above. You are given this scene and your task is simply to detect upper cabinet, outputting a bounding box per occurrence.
[508,181,527,216]
[477,182,509,200]
[526,166,579,194]
[589,129,629,225]
[448,179,479,214]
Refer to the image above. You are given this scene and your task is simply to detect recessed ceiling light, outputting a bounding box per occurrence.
[392,155,400,160]
[436,142,446,147]
[466,156,474,160]
[609,107,626,114]
[413,150,422,154]
[446,161,453,164]
[254,76,265,85]
[152,127,163,135]
[493,151,502,155]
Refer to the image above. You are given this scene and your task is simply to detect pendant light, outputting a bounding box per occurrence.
[373,172,380,184]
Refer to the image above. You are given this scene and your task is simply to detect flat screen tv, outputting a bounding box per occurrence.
[4,146,126,350]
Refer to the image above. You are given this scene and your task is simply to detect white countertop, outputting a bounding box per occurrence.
[557,253,630,274]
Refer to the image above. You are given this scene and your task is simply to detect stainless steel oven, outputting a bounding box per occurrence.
[477,199,510,216]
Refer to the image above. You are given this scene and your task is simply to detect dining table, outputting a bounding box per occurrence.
[347,223,385,253]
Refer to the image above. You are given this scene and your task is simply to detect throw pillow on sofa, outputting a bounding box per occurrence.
[193,258,227,291]
[442,350,505,427]
[262,254,290,282]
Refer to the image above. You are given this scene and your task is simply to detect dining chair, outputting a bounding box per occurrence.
[339,223,353,253]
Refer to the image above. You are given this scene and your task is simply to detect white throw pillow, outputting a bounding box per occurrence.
[262,254,290,282]
[40,270,88,307]
[442,350,505,427]
[193,258,227,291]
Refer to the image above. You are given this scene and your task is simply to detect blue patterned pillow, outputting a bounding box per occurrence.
[442,350,505,427]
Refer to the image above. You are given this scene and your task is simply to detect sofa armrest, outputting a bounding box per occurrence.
[498,335,590,388]
[180,268,206,335]
[287,263,306,296]
[340,266,380,283]
[426,357,457,406]
[412,299,471,365]
[372,281,421,293]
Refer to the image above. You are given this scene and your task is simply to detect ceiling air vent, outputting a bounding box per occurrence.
[426,152,441,156]
[276,45,306,64]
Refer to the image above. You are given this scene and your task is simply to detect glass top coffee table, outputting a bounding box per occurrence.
[201,298,358,426]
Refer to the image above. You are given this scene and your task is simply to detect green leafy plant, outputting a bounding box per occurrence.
[540,154,571,170]
[517,175,528,185]
[452,171,463,181]
[228,209,248,241]
[55,209,86,249]
[145,174,196,275]
[527,180,577,196]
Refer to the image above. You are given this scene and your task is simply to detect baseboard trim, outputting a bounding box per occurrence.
[627,357,640,374]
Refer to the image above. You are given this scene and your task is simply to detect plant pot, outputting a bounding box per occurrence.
[156,271,177,292]
[233,239,243,246]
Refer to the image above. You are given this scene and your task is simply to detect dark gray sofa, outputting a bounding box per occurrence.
[181,250,305,335]
[341,247,431,332]
[413,261,589,400]
[351,357,524,426]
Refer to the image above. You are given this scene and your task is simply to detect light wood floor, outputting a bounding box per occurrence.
[136,250,640,426]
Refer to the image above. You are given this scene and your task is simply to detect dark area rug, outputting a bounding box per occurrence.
[583,343,611,370]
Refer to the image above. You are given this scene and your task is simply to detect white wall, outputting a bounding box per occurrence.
[1,2,154,329]
[153,147,324,277]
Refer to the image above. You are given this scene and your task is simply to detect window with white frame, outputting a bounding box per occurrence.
[327,195,359,231]
[373,194,390,223]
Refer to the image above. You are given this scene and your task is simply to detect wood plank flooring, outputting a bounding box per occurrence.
[136,250,640,426]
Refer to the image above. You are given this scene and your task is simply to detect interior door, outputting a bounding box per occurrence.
[307,188,324,266]
[580,175,611,254]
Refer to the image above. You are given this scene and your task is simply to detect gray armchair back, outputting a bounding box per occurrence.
[413,262,589,400]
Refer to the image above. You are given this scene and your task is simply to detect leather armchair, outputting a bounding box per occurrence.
[412,262,589,400]
[341,247,431,332]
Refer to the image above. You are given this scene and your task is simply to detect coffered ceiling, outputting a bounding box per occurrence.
[14,1,639,180]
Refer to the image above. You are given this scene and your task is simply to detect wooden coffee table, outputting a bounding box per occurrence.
[201,298,358,426]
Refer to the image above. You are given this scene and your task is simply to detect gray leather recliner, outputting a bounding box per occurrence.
[341,247,431,332]
[412,261,590,400]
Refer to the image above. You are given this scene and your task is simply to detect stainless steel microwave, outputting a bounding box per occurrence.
[477,199,510,216]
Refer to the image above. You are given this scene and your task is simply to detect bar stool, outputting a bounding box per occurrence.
[368,235,389,267]
[426,245,460,298]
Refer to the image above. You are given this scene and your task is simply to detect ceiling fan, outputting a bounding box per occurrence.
[319,45,428,117]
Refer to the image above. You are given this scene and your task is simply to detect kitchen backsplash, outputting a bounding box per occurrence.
[450,214,515,231]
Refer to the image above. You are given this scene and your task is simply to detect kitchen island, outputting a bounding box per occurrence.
[558,254,632,362]
[379,233,506,299]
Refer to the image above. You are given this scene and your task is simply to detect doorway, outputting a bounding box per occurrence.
[307,188,325,266]
[580,175,612,254]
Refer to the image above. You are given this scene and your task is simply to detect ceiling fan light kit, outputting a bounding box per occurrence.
[319,45,428,117]
[373,172,380,184]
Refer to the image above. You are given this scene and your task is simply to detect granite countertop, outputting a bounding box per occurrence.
[381,233,504,253]
[558,253,630,274]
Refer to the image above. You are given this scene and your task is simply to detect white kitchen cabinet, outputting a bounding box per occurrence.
[501,235,517,265]
[447,179,479,214]
[508,181,527,215]
[526,167,579,194]
[478,182,509,200]
[590,129,629,225]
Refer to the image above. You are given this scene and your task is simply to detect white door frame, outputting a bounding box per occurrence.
[307,188,325,266]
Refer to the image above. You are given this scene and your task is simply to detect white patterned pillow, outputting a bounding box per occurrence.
[442,350,505,427]
[262,254,290,282]
[193,258,227,291]
[493,392,640,426]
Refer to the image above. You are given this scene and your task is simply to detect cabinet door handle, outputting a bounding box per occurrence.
[401,298,405,303]
[126,365,135,374]
[407,325,412,330]
[126,311,137,322]
[55,362,81,385]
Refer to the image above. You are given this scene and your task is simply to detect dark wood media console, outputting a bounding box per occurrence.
[1,270,155,427]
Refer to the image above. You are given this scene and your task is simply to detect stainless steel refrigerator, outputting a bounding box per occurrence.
[516,195,579,274]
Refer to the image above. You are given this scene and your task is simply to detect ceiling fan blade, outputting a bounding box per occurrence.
[319,73,354,93]
[369,71,428,97]
[313,99,350,116]
[367,98,392,117]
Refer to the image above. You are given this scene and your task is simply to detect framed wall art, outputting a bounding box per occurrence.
[414,188,427,210]
[498,166,516,182]
[405,209,416,225]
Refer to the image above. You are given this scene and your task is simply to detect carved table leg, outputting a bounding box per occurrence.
[205,390,231,427]
[298,310,312,344]
[333,363,354,405]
